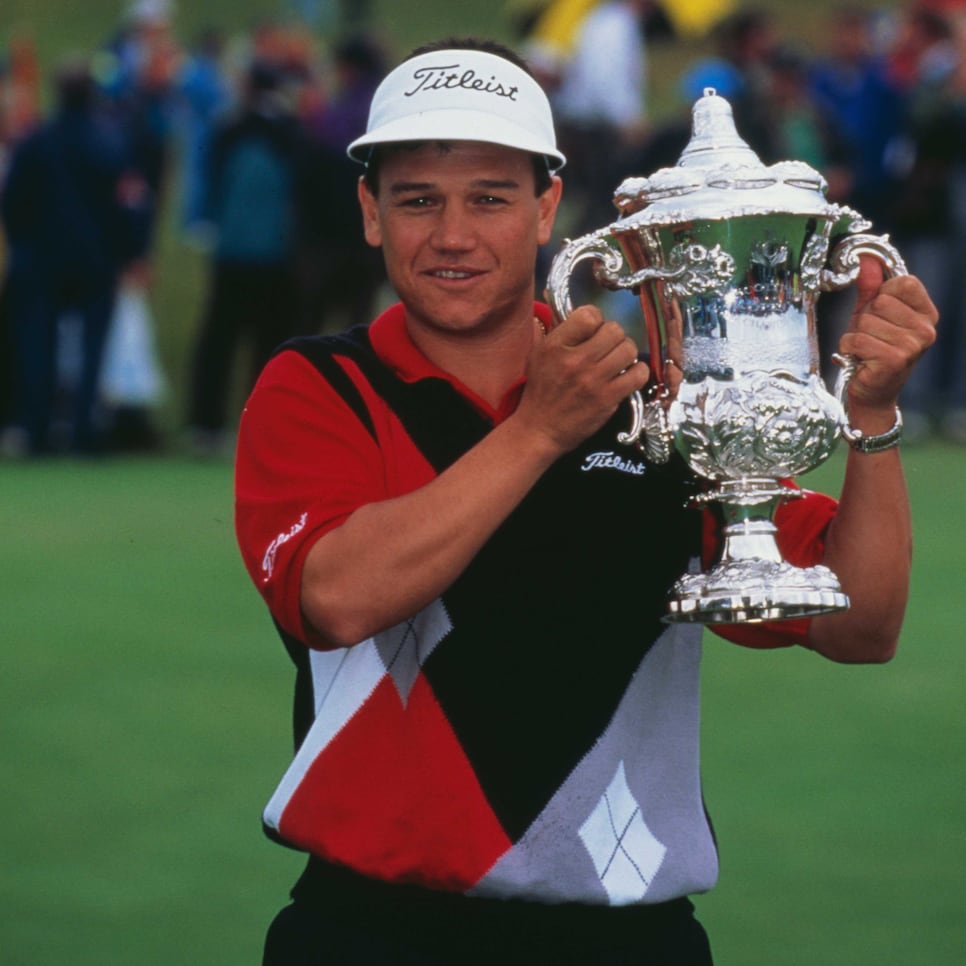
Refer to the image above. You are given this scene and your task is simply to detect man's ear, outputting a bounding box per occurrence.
[536,175,564,247]
[357,176,382,248]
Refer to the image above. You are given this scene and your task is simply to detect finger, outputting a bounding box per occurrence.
[880,274,940,318]
[847,305,919,351]
[552,310,639,370]
[581,320,639,367]
[850,254,886,321]
[612,356,651,394]
[597,333,643,376]
[872,276,940,333]
[553,304,605,346]
[838,327,922,366]
[847,289,939,357]
[850,272,938,334]
[838,316,935,409]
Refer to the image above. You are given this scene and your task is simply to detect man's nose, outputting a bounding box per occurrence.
[430,205,476,251]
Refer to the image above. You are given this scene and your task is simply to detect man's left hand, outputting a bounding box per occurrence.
[838,258,939,414]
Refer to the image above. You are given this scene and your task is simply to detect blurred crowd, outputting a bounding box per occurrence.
[516,0,966,442]
[0,0,387,458]
[2,0,966,459]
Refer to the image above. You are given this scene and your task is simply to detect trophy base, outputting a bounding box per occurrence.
[665,560,849,624]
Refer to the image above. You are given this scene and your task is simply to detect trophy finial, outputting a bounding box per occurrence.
[613,88,830,219]
[677,88,761,170]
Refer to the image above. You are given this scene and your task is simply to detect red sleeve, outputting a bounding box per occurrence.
[234,349,388,647]
[703,486,839,650]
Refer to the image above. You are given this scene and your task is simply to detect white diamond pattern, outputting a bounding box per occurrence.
[578,761,667,904]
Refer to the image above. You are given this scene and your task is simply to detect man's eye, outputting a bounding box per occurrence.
[398,196,434,208]
[477,195,507,206]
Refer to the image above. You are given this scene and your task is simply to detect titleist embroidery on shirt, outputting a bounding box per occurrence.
[262,512,308,581]
[404,64,519,101]
[581,451,647,476]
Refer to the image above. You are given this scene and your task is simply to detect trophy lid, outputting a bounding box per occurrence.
[613,89,836,224]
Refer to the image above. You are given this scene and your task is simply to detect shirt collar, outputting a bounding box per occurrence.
[368,302,553,423]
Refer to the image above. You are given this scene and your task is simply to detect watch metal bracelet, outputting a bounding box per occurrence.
[841,406,903,452]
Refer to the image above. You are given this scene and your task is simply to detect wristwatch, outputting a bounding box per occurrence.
[841,406,904,453]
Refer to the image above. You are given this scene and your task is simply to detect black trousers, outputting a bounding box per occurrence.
[187,260,299,433]
[6,270,116,453]
[263,860,714,966]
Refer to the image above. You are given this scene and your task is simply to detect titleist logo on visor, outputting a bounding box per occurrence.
[404,63,520,101]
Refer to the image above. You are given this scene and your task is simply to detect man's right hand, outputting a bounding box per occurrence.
[515,304,650,455]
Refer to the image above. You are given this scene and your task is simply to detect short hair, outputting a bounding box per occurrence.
[408,37,533,73]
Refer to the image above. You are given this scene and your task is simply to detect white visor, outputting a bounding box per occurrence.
[348,48,566,173]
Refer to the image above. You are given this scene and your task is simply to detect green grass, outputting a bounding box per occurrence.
[0,458,303,964]
[696,443,966,966]
[1,444,964,964]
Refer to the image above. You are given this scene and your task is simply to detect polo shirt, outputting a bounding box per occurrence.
[235,301,837,907]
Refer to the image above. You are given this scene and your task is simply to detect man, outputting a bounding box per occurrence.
[186,59,304,455]
[235,39,938,964]
[296,35,389,336]
[0,58,149,454]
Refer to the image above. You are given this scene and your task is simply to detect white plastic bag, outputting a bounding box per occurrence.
[100,285,167,406]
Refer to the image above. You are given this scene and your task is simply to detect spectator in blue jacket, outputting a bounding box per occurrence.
[0,59,149,455]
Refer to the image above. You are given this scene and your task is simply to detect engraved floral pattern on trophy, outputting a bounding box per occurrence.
[663,228,844,485]
[676,373,841,480]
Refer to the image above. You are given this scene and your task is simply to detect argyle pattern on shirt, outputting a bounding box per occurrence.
[257,326,728,906]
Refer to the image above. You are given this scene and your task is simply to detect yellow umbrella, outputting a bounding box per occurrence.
[660,0,736,38]
[529,0,602,59]
[524,0,736,46]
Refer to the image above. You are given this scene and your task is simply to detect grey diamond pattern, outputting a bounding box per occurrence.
[373,598,453,704]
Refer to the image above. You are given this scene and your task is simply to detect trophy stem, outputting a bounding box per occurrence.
[666,478,849,624]
[720,518,783,566]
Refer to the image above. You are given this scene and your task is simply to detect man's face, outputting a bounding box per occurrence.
[358,141,561,340]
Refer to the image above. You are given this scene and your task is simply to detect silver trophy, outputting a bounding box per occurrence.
[547,89,906,623]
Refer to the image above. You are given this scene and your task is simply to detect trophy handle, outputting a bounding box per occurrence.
[546,230,674,461]
[820,228,908,292]
[822,228,908,434]
[546,228,626,322]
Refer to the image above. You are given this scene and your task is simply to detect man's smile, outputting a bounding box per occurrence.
[426,268,484,280]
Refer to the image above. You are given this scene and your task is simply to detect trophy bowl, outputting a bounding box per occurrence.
[547,89,906,624]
